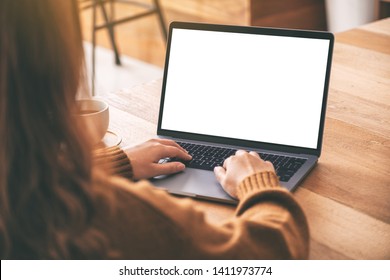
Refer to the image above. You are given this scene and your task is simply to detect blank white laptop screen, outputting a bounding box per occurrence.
[161,28,331,149]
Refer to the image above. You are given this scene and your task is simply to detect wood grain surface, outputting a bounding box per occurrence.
[101,18,390,259]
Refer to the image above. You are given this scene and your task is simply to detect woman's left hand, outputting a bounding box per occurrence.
[123,139,192,180]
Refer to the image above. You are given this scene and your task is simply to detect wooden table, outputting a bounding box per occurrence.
[101,18,390,260]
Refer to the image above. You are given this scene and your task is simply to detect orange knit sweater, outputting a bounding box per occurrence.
[92,146,310,259]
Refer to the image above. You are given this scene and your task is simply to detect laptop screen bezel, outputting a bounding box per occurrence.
[157,21,334,157]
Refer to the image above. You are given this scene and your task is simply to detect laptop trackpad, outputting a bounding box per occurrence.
[150,169,236,204]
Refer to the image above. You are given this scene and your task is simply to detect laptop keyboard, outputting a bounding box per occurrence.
[170,141,307,182]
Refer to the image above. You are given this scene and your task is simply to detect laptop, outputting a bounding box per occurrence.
[152,21,334,204]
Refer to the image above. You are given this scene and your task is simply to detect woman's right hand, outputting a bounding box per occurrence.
[214,150,276,199]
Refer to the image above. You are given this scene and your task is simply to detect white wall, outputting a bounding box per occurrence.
[325,0,379,33]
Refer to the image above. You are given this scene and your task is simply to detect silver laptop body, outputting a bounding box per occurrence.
[152,22,334,204]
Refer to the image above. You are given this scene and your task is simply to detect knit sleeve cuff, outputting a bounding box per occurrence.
[237,171,281,200]
[235,172,296,217]
[93,146,134,179]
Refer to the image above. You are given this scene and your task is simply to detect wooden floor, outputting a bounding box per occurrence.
[80,0,248,67]
[83,42,163,96]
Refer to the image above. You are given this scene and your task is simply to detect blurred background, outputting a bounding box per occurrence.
[78,0,390,93]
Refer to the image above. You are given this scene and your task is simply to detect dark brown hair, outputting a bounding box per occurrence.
[0,0,108,258]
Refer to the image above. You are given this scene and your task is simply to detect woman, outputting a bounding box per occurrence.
[0,0,309,259]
